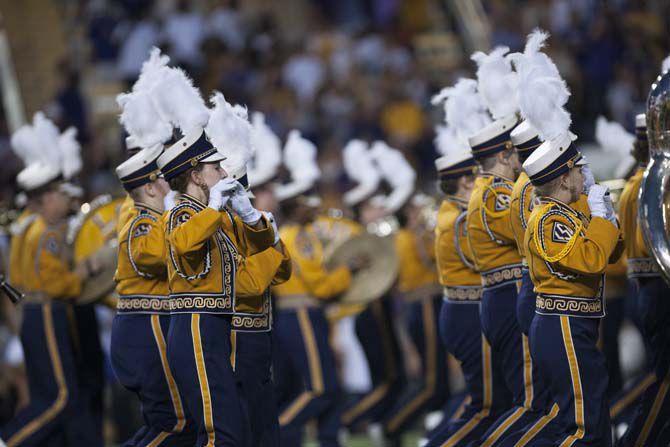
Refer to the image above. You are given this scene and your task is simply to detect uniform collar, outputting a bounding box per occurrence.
[443,195,469,210]
[135,202,162,216]
[479,171,515,183]
[180,193,207,209]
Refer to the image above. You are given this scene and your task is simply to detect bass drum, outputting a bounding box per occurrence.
[67,194,125,304]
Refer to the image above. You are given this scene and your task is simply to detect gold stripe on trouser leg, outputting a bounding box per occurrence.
[480,328,530,447]
[7,303,68,447]
[341,302,395,424]
[279,308,324,426]
[449,395,471,422]
[230,330,237,371]
[558,316,585,447]
[440,336,494,447]
[609,373,655,419]
[146,432,170,447]
[514,403,560,447]
[191,314,215,447]
[297,308,324,392]
[522,334,534,408]
[387,298,437,432]
[634,370,670,447]
[150,314,186,433]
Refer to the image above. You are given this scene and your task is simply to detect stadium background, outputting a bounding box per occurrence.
[0,0,668,445]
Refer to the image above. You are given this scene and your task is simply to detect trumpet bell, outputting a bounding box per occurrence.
[640,70,670,283]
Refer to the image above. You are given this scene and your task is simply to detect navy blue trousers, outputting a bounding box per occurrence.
[111,313,196,446]
[167,313,246,447]
[341,297,405,428]
[71,304,104,447]
[275,307,340,447]
[426,299,511,447]
[471,282,547,446]
[529,315,611,446]
[383,295,449,438]
[618,277,670,446]
[0,302,88,447]
[232,330,279,447]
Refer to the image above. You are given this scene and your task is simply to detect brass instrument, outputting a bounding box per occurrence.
[318,212,399,307]
[67,194,124,304]
[640,70,670,283]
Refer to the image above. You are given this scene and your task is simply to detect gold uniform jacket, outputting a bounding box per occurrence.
[435,198,482,302]
[396,228,439,301]
[23,219,82,300]
[272,223,351,308]
[8,210,39,291]
[164,194,277,315]
[231,240,292,332]
[510,172,535,260]
[524,198,623,318]
[114,203,170,314]
[467,174,523,289]
[619,167,659,278]
[117,195,135,234]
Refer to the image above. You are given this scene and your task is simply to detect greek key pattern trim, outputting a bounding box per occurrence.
[117,295,171,314]
[627,257,661,278]
[481,264,523,289]
[232,313,271,332]
[536,293,605,318]
[444,286,483,303]
[169,295,233,314]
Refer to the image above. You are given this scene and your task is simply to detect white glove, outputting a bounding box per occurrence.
[163,190,178,211]
[582,165,596,194]
[264,211,280,245]
[587,184,609,219]
[229,181,262,223]
[603,190,618,227]
[207,178,237,211]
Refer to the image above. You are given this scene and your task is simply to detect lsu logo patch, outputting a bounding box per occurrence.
[133,223,151,238]
[495,193,511,212]
[552,221,574,243]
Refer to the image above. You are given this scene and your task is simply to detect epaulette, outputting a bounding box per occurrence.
[67,194,113,244]
[518,181,535,230]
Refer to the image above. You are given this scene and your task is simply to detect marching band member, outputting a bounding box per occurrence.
[338,139,405,433]
[523,132,623,446]
[216,107,292,447]
[617,110,670,446]
[465,46,546,445]
[1,117,96,447]
[156,65,278,446]
[366,142,449,444]
[426,122,509,447]
[110,51,197,446]
[272,130,352,447]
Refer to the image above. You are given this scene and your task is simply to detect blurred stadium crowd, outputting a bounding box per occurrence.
[0,0,669,443]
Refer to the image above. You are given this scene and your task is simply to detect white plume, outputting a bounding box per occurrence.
[471,46,519,119]
[275,130,321,201]
[662,54,670,74]
[369,141,415,213]
[10,125,42,167]
[117,91,173,150]
[117,48,173,150]
[248,112,282,188]
[432,78,491,141]
[205,92,253,173]
[31,112,62,168]
[133,47,171,93]
[434,124,470,157]
[511,29,571,142]
[343,139,380,206]
[595,116,635,155]
[58,127,82,180]
[151,67,210,135]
